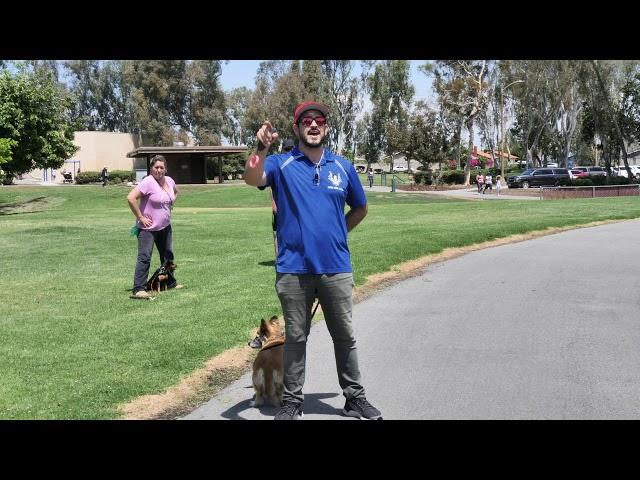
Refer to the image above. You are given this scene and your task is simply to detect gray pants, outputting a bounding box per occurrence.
[133,225,176,293]
[275,272,365,404]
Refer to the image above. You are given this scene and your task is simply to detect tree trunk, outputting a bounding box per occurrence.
[499,98,506,180]
[465,117,473,185]
[454,121,462,170]
[591,61,629,176]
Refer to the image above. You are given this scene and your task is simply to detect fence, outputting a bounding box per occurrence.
[540,184,640,200]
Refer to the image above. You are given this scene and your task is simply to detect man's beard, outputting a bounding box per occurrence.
[299,130,326,148]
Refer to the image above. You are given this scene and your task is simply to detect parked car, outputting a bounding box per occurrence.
[611,165,640,179]
[507,168,571,188]
[393,165,408,173]
[573,166,606,177]
[569,168,588,180]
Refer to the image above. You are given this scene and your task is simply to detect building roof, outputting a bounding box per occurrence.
[475,150,519,160]
[127,146,248,158]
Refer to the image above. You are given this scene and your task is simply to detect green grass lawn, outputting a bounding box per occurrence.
[2,184,640,419]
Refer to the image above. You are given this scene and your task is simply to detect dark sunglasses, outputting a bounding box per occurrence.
[314,163,321,186]
[300,116,326,127]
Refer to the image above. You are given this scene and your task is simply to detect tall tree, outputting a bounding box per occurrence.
[620,65,640,161]
[183,60,226,145]
[224,87,253,146]
[431,60,490,184]
[589,60,640,176]
[0,70,79,182]
[404,101,449,171]
[321,60,361,154]
[243,63,307,149]
[118,60,226,145]
[363,60,414,171]
[65,60,130,132]
[508,60,562,169]
[555,61,587,168]
[243,60,362,152]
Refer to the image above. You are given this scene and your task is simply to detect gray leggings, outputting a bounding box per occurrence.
[132,225,176,293]
[275,272,365,404]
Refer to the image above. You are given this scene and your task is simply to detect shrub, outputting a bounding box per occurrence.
[607,176,629,185]
[436,169,465,185]
[571,178,593,187]
[75,171,101,184]
[108,169,135,184]
[413,171,433,185]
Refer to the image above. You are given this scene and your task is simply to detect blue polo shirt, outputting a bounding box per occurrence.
[264,147,367,274]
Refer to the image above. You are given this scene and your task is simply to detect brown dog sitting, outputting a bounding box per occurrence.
[248,315,284,408]
[146,261,177,293]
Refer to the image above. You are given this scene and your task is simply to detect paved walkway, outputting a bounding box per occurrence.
[184,219,640,420]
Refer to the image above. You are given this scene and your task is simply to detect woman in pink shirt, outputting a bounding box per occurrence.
[127,155,182,299]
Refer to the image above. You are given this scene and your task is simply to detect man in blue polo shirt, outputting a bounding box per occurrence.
[244,100,382,420]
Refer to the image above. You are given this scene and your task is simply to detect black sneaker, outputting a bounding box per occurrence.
[343,397,383,420]
[274,401,303,420]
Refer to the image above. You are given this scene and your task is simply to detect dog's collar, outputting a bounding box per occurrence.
[260,335,284,351]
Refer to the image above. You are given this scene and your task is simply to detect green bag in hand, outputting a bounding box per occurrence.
[130,225,140,237]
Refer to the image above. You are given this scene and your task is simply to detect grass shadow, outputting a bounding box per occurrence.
[0,196,49,215]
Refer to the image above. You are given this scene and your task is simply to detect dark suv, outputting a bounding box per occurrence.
[507,168,571,188]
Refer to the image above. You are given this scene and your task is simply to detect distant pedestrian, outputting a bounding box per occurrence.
[495,175,502,195]
[101,166,109,187]
[483,174,493,194]
[476,173,484,193]
[367,168,375,188]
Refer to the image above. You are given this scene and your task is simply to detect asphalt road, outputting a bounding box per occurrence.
[184,219,640,420]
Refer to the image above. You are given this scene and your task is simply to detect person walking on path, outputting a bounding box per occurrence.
[244,100,382,420]
[495,175,502,195]
[483,173,493,194]
[476,172,484,193]
[367,168,375,188]
[101,166,109,187]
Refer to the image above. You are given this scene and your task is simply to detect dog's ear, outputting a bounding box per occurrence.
[269,315,279,324]
[260,318,268,329]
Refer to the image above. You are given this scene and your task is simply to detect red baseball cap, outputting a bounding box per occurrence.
[293,100,329,125]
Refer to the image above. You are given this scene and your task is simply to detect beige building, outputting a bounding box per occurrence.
[30,131,141,183]
[27,131,247,184]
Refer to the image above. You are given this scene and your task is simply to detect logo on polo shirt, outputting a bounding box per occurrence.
[328,171,342,187]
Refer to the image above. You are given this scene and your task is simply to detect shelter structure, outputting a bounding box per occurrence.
[126,145,248,184]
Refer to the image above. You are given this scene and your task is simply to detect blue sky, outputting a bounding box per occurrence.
[220,60,434,104]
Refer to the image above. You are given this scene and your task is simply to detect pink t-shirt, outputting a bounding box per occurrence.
[136,175,177,231]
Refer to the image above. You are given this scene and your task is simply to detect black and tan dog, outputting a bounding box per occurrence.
[146,261,177,293]
[248,316,284,408]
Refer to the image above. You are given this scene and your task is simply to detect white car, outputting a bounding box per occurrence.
[612,165,640,179]
[393,165,408,173]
